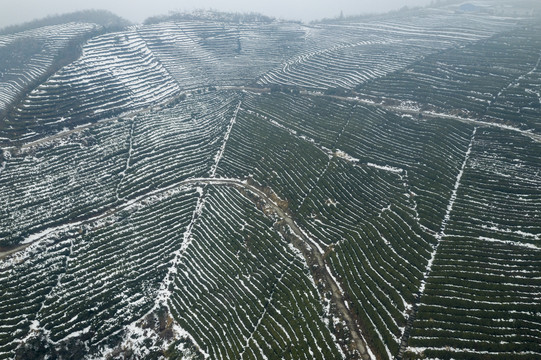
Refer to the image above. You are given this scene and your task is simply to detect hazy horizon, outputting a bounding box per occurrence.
[1,0,433,27]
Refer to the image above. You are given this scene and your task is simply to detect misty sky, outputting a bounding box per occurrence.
[1,0,433,27]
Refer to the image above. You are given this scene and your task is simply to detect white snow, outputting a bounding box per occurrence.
[479,236,540,250]
[367,162,404,174]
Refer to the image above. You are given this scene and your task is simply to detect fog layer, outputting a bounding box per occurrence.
[1,0,432,27]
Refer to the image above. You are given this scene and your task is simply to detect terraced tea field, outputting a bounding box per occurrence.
[1,4,540,360]
[0,22,100,123]
[359,24,541,133]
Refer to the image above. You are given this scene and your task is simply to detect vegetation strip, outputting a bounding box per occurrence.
[1,176,372,359]
[396,127,477,359]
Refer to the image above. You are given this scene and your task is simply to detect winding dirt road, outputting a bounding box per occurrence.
[204,179,371,358]
[1,177,372,359]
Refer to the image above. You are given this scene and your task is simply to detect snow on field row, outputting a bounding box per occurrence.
[0,23,99,116]
[137,20,306,90]
[213,91,486,359]
[257,9,513,90]
[407,128,541,359]
[153,186,342,359]
[362,26,541,134]
[0,91,238,246]
[0,187,199,358]
[9,29,181,137]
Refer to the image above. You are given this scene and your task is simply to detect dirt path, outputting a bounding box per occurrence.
[17,91,190,150]
[0,244,30,261]
[201,179,372,360]
[10,85,539,152]
[1,176,372,359]
[395,127,478,360]
[303,91,541,144]
[271,198,372,360]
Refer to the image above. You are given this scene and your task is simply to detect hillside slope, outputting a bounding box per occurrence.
[1,5,540,360]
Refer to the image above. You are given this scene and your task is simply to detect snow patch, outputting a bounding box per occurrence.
[479,236,540,250]
[335,149,360,163]
[367,162,404,174]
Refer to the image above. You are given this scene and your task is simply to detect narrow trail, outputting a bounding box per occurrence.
[484,50,541,115]
[225,181,372,360]
[275,207,372,360]
[9,83,540,153]
[108,100,244,358]
[0,179,243,263]
[306,91,541,144]
[420,127,477,294]
[238,259,294,359]
[395,127,477,360]
[0,244,29,261]
[230,86,541,144]
[1,176,372,360]
[210,100,242,177]
[298,105,355,209]
[115,118,136,201]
